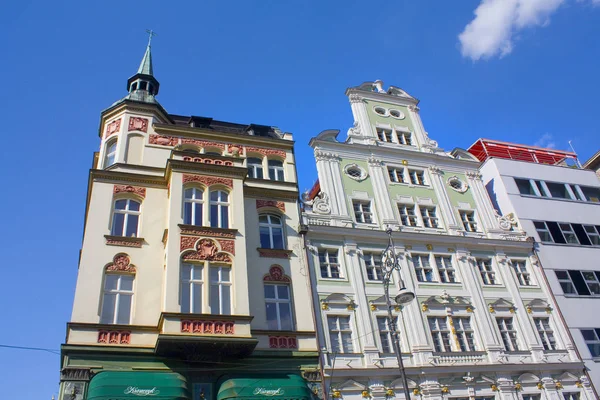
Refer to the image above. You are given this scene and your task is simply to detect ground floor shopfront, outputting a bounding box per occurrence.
[59,345,321,400]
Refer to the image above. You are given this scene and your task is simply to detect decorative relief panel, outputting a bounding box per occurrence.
[263,265,291,283]
[182,156,233,166]
[105,237,143,248]
[97,330,131,344]
[179,226,236,239]
[257,248,292,259]
[105,254,136,273]
[182,238,232,263]
[268,336,297,349]
[105,119,121,137]
[181,138,225,150]
[182,174,233,189]
[245,146,286,159]
[128,117,149,133]
[180,236,235,255]
[113,185,146,198]
[228,144,242,156]
[149,134,179,146]
[181,320,235,335]
[256,199,285,211]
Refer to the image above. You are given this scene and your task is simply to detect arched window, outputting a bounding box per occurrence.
[259,214,284,249]
[210,190,229,228]
[111,199,141,237]
[181,263,203,313]
[247,157,264,179]
[268,160,284,181]
[104,140,118,167]
[100,273,134,324]
[183,187,204,226]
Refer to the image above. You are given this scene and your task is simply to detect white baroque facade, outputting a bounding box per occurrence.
[302,81,592,400]
[478,151,600,395]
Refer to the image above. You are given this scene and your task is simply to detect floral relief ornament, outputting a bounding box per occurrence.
[106,254,136,273]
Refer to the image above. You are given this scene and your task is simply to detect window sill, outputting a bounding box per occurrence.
[257,248,293,259]
[319,277,347,282]
[563,294,600,298]
[519,193,600,205]
[417,281,462,286]
[388,181,431,188]
[104,235,144,248]
[178,224,238,239]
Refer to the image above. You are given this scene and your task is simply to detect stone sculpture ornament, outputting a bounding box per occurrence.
[494,209,519,231]
[302,191,331,215]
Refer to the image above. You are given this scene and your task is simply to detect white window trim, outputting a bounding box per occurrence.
[247,157,264,179]
[183,186,205,226]
[267,159,285,181]
[101,274,134,325]
[496,316,520,352]
[532,316,559,351]
[510,259,536,287]
[209,265,232,315]
[410,252,460,284]
[104,139,118,168]
[209,190,230,229]
[375,314,396,353]
[362,251,384,282]
[324,313,356,354]
[317,247,346,281]
[259,214,286,249]
[397,202,443,230]
[475,257,501,286]
[180,263,204,313]
[458,209,480,233]
[110,198,141,237]
[351,198,377,225]
[264,283,294,331]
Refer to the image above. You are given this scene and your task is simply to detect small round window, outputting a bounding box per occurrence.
[389,109,405,119]
[344,164,368,181]
[447,176,468,193]
[347,168,362,179]
[374,107,387,116]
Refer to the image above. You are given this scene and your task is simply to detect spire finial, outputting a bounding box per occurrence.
[146,29,157,47]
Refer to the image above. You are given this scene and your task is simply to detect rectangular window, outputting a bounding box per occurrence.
[515,178,537,195]
[512,260,532,286]
[420,206,439,228]
[376,128,394,143]
[209,267,231,315]
[413,254,434,282]
[100,274,134,325]
[353,200,373,224]
[496,317,519,351]
[328,315,353,353]
[397,131,412,146]
[534,221,554,243]
[546,182,571,199]
[181,264,203,313]
[454,317,476,351]
[562,393,580,400]
[319,249,341,279]
[459,210,478,232]
[555,270,577,294]
[377,316,394,353]
[581,329,600,357]
[522,396,541,400]
[428,317,452,352]
[583,271,600,295]
[476,259,497,285]
[408,169,426,185]
[534,317,557,350]
[435,255,457,283]
[581,186,600,203]
[398,204,418,227]
[388,167,405,183]
[584,225,600,245]
[364,252,383,281]
[264,284,293,330]
[559,223,579,244]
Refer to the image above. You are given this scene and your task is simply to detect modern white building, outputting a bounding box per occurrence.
[472,139,600,396]
[301,81,593,400]
[59,40,320,400]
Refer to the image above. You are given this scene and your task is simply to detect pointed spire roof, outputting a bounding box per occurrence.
[137,43,153,76]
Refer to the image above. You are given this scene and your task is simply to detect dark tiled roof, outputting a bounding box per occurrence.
[169,114,281,139]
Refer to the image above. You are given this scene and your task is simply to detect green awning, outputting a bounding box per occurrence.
[217,375,312,400]
[87,371,189,400]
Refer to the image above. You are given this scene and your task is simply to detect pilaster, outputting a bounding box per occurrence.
[465,171,499,233]
[427,166,460,229]
[349,94,373,140]
[367,157,396,225]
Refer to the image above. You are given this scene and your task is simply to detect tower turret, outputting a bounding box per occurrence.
[124,30,160,104]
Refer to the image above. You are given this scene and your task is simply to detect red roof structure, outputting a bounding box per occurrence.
[467,138,578,165]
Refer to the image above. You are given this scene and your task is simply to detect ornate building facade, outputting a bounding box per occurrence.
[301,81,593,400]
[59,40,319,400]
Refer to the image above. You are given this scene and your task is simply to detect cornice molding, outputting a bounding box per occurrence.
[91,170,167,188]
[244,186,299,200]
[167,159,249,180]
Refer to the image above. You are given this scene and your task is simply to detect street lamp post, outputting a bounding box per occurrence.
[381,228,415,400]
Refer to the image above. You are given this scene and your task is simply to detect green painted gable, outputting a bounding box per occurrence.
[364,100,415,133]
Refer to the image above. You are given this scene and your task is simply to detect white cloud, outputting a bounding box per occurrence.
[533,133,557,149]
[458,0,564,61]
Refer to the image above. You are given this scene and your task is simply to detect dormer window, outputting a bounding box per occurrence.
[376,128,394,143]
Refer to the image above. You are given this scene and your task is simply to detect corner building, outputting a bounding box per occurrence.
[302,81,593,400]
[59,42,319,400]
[470,139,600,394]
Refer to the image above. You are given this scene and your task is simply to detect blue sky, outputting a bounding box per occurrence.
[1,0,599,398]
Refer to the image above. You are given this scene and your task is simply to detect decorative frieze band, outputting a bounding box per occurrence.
[182,174,233,188]
[105,119,121,138]
[149,134,179,146]
[182,156,234,166]
[128,117,149,133]
[97,330,131,344]
[179,226,236,239]
[181,320,235,335]
[245,146,286,159]
[268,336,297,349]
[181,138,225,150]
[106,254,136,273]
[113,185,146,198]
[180,236,235,255]
[256,199,285,211]
[105,236,143,248]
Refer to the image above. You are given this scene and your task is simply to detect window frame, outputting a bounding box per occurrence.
[352,199,374,224]
[264,283,294,331]
[534,221,554,243]
[428,316,453,352]
[581,328,600,358]
[533,317,558,350]
[268,159,285,181]
[453,316,476,352]
[327,314,354,353]
[100,273,134,325]
[558,223,579,244]
[511,259,534,286]
[111,198,141,237]
[408,169,427,186]
[318,248,343,279]
[363,252,383,281]
[180,263,204,313]
[398,203,419,227]
[104,139,118,168]
[183,186,205,226]
[420,205,439,228]
[247,157,264,179]
[388,167,406,183]
[435,255,458,283]
[475,258,499,285]
[376,315,394,353]
[209,189,230,228]
[209,266,232,315]
[496,317,519,352]
[259,214,285,249]
[459,210,479,232]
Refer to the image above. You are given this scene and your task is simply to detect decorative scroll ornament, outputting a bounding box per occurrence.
[347,121,362,137]
[302,191,331,215]
[494,209,519,231]
[114,185,146,198]
[106,253,136,273]
[182,238,232,263]
[263,265,291,283]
